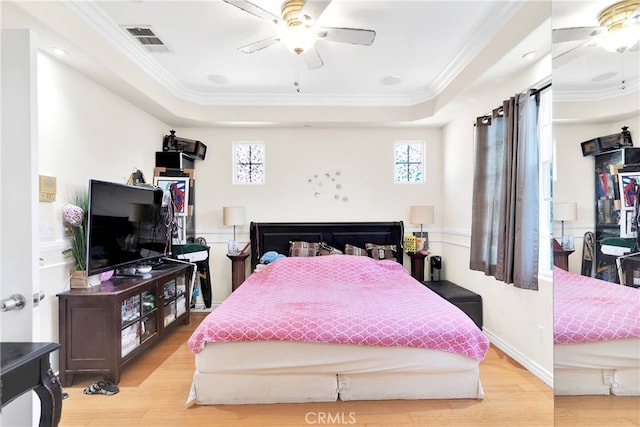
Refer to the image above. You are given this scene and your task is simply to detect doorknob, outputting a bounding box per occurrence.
[1,294,27,312]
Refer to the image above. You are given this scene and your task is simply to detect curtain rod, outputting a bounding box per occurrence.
[474,83,552,126]
[530,82,551,96]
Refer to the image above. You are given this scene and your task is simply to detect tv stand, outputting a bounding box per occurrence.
[57,263,192,387]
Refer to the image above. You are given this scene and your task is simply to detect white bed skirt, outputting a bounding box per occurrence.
[554,338,640,396]
[188,340,484,405]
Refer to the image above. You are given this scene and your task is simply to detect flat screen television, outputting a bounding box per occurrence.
[86,179,171,276]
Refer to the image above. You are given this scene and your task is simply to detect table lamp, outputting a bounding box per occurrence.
[410,205,434,251]
[554,202,577,249]
[223,206,245,255]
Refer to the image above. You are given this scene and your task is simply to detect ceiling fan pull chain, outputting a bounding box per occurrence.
[293,58,302,93]
[619,54,627,90]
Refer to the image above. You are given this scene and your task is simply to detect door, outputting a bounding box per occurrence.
[1,29,40,427]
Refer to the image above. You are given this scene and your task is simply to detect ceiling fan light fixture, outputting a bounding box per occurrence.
[600,25,640,52]
[597,0,640,52]
[282,23,316,54]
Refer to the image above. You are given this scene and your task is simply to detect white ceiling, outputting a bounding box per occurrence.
[1,1,637,127]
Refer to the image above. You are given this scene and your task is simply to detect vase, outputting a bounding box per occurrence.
[70,270,101,289]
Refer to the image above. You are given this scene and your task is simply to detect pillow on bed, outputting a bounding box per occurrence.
[318,242,343,256]
[289,241,320,257]
[365,243,397,261]
[344,243,368,256]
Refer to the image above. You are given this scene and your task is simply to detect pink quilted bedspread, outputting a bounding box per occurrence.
[554,267,640,344]
[188,255,489,361]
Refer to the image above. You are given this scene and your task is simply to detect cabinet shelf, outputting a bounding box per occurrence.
[57,263,192,387]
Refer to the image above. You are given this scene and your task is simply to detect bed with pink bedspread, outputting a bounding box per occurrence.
[186,223,489,405]
[554,267,640,395]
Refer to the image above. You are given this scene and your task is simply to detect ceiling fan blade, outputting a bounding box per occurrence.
[552,26,603,43]
[299,0,332,26]
[301,45,324,70]
[223,0,281,25]
[238,35,280,54]
[553,41,591,68]
[315,27,376,46]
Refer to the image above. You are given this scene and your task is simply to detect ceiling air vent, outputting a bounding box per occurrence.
[125,26,170,53]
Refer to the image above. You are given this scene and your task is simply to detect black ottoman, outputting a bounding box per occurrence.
[422,280,483,329]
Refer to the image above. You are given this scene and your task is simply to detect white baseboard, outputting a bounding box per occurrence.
[483,328,553,388]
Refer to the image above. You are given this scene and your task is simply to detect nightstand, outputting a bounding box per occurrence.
[227,253,250,291]
[408,252,428,281]
[553,239,574,271]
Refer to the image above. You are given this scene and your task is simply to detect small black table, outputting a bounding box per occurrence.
[422,280,483,329]
[1,342,62,427]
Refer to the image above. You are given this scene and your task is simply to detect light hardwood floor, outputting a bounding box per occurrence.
[555,395,640,427]
[55,312,632,427]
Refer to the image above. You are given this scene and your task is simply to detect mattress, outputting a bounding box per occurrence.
[554,267,640,395]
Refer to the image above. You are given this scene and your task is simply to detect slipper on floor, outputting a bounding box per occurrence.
[83,381,119,396]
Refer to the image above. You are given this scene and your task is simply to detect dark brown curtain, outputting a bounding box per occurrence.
[469,91,539,290]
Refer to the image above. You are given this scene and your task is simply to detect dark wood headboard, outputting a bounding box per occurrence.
[249,221,404,270]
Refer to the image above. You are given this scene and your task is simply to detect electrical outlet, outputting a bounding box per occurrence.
[537,325,545,344]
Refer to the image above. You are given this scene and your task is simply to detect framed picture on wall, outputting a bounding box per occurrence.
[580,138,599,156]
[619,172,640,208]
[617,172,639,238]
[153,176,190,216]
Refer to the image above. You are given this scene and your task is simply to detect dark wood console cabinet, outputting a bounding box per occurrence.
[57,264,192,387]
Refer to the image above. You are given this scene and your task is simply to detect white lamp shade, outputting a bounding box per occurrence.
[554,202,577,222]
[410,205,434,225]
[223,206,245,226]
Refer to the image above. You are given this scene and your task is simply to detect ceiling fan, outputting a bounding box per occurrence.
[223,0,376,70]
[552,0,640,66]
